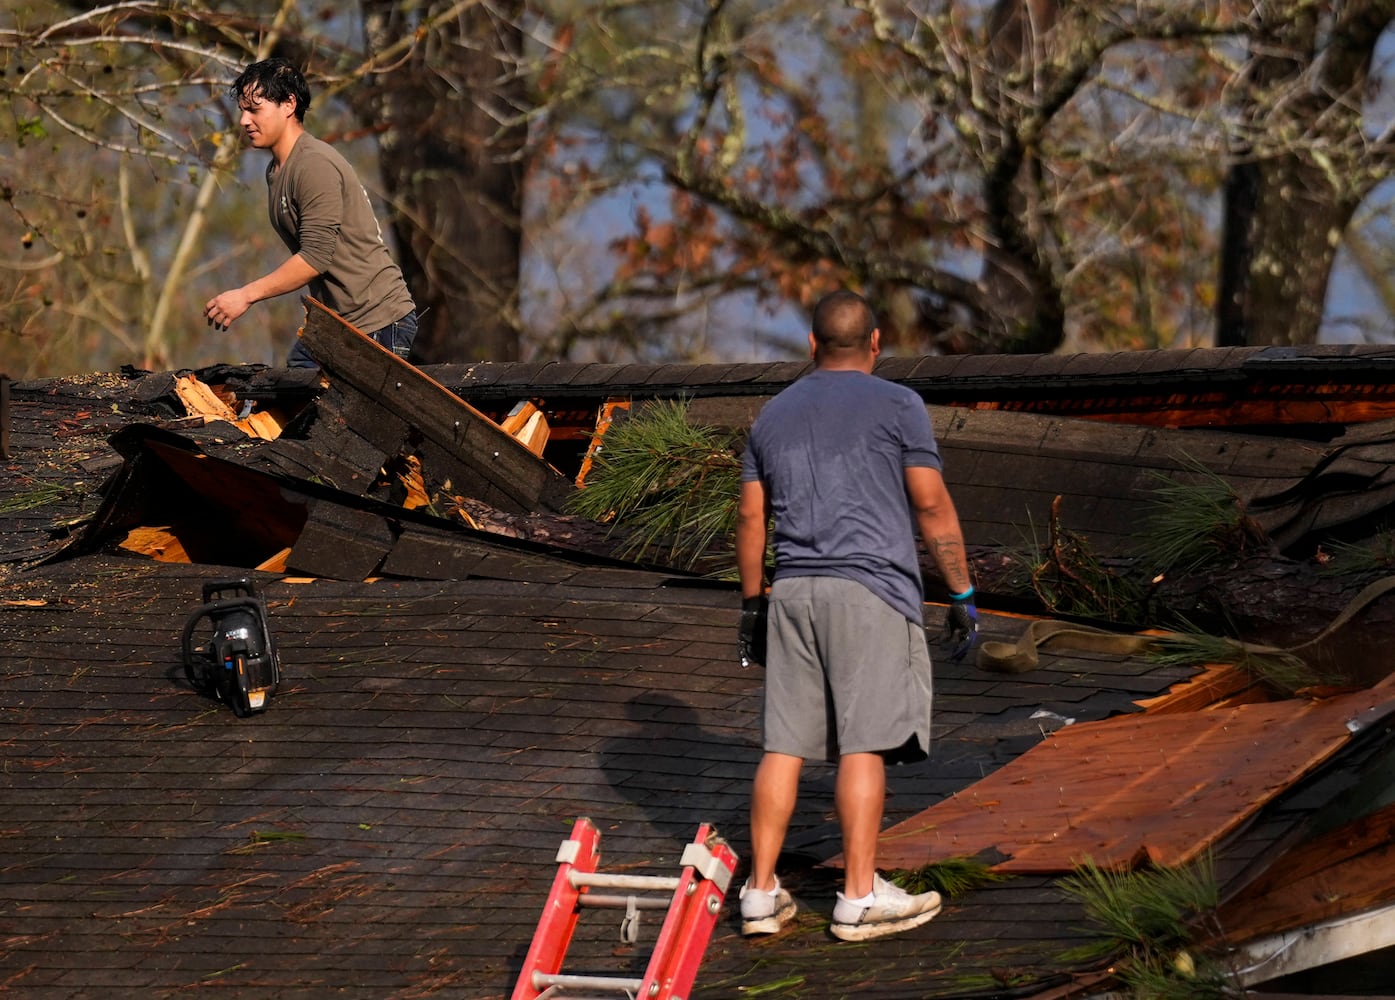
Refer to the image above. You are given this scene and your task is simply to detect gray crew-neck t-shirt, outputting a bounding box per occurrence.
[741,368,942,622]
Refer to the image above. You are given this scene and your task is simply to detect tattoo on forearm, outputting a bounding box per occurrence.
[929,536,970,591]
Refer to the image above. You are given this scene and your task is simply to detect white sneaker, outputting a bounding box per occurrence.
[830,873,942,941]
[739,877,797,936]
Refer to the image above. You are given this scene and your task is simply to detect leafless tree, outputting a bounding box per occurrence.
[532,0,1395,354]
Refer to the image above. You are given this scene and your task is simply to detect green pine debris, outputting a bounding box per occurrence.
[1142,460,1267,577]
[887,856,1011,898]
[1058,856,1237,998]
[1147,627,1332,696]
[568,398,744,573]
[1317,528,1395,575]
[1,479,86,513]
[1006,507,1143,622]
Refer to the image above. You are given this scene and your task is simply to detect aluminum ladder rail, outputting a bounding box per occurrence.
[511,816,738,1000]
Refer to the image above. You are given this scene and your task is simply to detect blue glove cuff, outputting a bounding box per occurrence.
[949,586,975,602]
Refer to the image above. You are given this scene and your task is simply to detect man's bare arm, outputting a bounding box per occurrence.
[904,465,972,596]
[204,253,320,330]
[735,478,770,599]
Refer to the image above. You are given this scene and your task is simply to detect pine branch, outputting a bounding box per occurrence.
[568,398,743,572]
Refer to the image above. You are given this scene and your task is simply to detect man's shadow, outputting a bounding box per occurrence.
[598,692,850,869]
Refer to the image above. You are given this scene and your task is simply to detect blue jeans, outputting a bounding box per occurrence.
[287,310,419,368]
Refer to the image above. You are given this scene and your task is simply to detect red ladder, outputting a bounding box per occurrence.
[512,817,738,1000]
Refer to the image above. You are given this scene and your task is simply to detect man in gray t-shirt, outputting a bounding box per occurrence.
[734,289,977,942]
[203,57,417,368]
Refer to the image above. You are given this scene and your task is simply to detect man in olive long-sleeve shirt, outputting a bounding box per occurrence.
[204,57,417,367]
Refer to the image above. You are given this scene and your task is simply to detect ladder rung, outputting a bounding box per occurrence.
[513,818,737,1000]
[570,872,681,893]
[533,972,644,994]
[578,893,673,910]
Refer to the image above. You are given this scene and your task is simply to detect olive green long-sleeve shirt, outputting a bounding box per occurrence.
[267,133,415,333]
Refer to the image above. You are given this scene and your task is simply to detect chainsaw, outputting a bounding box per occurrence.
[181,578,281,717]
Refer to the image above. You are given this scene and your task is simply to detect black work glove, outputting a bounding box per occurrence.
[941,589,978,662]
[737,595,768,668]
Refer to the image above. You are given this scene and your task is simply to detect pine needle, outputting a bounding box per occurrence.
[567,399,743,571]
[1141,459,1266,576]
[1148,627,1330,696]
[889,857,1010,898]
[1057,856,1218,954]
[1,480,84,513]
[1318,530,1395,576]
[1118,950,1233,999]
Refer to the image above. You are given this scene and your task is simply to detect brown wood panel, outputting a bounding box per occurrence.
[1132,663,1260,714]
[299,298,573,515]
[1213,802,1395,943]
[870,689,1395,874]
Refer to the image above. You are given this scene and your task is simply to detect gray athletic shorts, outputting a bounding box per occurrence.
[762,575,933,764]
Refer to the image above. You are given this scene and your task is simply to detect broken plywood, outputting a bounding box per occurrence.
[868,689,1395,874]
[174,374,238,423]
[1213,801,1395,945]
[297,298,573,516]
[81,421,653,584]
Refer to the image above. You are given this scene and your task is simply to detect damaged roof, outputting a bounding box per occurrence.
[3,305,1395,998]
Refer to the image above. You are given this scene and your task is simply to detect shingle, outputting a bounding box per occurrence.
[8,349,1395,998]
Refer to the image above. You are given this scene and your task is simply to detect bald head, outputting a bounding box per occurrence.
[811,290,878,365]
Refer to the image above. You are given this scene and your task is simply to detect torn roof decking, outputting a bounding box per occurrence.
[1214,799,1395,947]
[17,338,1395,573]
[290,299,575,516]
[81,422,651,583]
[870,688,1395,874]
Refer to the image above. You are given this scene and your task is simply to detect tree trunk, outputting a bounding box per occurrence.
[979,0,1067,355]
[1218,1,1392,347]
[1237,157,1358,346]
[358,0,527,363]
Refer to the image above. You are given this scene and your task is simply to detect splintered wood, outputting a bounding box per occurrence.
[173,375,284,441]
[500,401,551,457]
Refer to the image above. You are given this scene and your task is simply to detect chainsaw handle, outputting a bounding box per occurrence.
[200,577,259,604]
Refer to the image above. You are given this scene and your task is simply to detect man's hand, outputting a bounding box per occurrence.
[205,288,252,331]
[737,595,768,668]
[942,589,978,662]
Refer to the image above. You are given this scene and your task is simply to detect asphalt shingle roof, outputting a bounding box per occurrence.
[4,548,1182,998]
[6,332,1395,997]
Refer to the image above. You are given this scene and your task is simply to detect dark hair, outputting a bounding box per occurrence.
[811,290,877,352]
[231,57,311,121]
